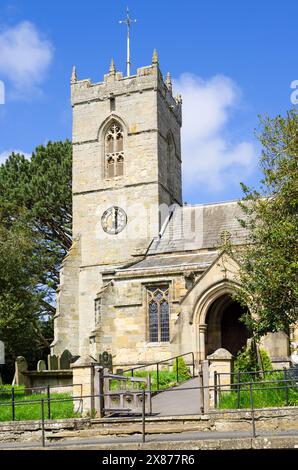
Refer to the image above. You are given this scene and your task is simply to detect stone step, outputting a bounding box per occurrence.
[47,423,203,440]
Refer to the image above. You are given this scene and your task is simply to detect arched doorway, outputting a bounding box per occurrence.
[205,294,249,357]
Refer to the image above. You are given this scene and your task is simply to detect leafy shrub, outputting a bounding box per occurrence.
[173,357,191,382]
[259,349,273,372]
[234,345,272,382]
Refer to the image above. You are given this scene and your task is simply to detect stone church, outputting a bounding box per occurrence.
[51,52,292,369]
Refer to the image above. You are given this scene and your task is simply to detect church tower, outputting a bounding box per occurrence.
[52,53,182,356]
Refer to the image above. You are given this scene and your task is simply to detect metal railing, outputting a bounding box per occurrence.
[0,383,82,421]
[124,352,196,391]
[1,378,298,447]
[213,368,298,409]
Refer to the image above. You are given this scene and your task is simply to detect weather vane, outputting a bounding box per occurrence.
[119,7,137,77]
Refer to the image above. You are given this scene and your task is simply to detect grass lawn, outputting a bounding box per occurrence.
[218,373,298,409]
[0,386,81,421]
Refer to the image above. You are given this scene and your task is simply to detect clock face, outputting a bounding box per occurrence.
[101,206,127,235]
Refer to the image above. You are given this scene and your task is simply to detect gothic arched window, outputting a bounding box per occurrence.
[105,123,124,178]
[147,285,170,342]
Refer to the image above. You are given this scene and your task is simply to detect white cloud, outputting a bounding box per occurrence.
[0,21,53,98]
[0,150,31,165]
[173,73,256,193]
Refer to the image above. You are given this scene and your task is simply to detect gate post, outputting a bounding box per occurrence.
[71,355,98,416]
[201,360,209,413]
[207,348,234,408]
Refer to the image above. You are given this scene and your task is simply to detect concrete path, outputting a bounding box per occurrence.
[1,430,298,450]
[151,377,201,416]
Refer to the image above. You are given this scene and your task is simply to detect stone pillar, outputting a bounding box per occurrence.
[207,348,234,407]
[198,324,207,361]
[201,360,210,413]
[71,355,98,416]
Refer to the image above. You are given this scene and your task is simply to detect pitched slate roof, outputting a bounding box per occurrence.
[119,252,218,272]
[148,200,249,255]
[116,200,249,274]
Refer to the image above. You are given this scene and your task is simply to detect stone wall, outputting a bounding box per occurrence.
[95,270,189,366]
[1,407,298,444]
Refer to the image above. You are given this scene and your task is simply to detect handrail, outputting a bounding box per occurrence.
[219,368,292,376]
[103,373,146,382]
[125,352,195,373]
[124,352,195,391]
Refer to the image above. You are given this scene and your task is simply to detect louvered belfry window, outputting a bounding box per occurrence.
[147,286,170,342]
[105,123,124,178]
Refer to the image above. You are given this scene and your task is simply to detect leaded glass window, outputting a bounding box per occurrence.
[95,297,101,326]
[105,123,124,178]
[147,286,170,342]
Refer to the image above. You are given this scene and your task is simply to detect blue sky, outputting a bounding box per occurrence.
[0,0,297,203]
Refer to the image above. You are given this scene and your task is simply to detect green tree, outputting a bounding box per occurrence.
[0,140,72,378]
[235,110,298,338]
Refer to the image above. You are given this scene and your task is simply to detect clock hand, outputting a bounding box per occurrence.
[115,207,118,233]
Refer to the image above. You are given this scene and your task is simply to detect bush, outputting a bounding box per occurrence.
[234,344,272,382]
[173,357,191,382]
[259,349,273,372]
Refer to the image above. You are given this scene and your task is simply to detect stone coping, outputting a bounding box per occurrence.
[24,370,73,377]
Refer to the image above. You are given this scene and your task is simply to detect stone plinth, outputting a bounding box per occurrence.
[207,348,234,407]
[71,355,99,416]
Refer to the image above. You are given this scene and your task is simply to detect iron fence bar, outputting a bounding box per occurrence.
[41,399,45,447]
[220,368,288,376]
[125,352,195,376]
[3,391,297,409]
[0,379,297,409]
[192,353,195,378]
[11,387,15,421]
[142,389,146,443]
[237,371,241,408]
[1,383,78,394]
[249,382,256,438]
[214,371,218,408]
[176,357,179,383]
[148,374,152,415]
[0,387,298,423]
[284,369,289,406]
[156,363,159,391]
[47,385,51,420]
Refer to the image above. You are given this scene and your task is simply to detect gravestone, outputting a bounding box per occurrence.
[48,354,58,370]
[37,359,47,372]
[0,341,4,365]
[14,356,30,387]
[59,350,72,370]
[98,351,113,372]
[0,340,4,385]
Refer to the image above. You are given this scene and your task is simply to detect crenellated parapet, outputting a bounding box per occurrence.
[70,51,182,125]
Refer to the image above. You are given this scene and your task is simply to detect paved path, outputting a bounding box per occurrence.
[151,377,202,416]
[1,430,298,450]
